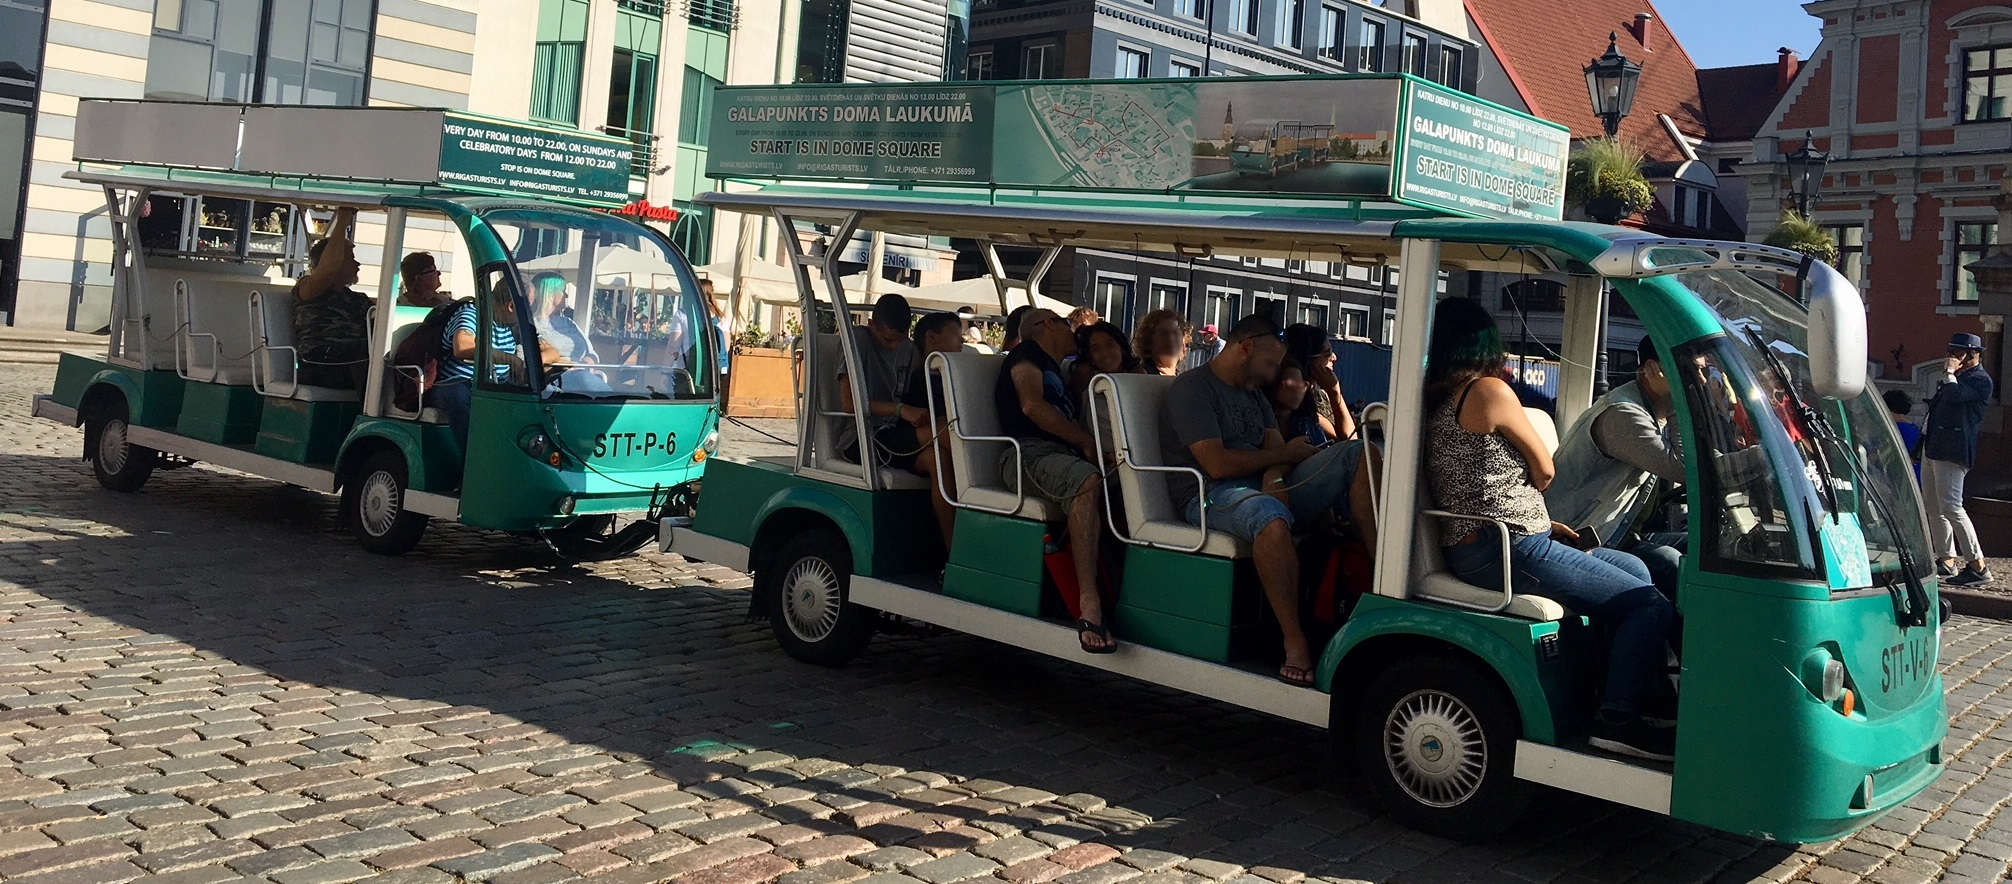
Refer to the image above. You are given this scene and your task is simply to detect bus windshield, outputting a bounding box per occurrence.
[1671,268,1932,587]
[485,209,714,402]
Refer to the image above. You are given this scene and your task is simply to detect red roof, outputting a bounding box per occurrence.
[1696,61,1786,141]
[1462,0,1710,162]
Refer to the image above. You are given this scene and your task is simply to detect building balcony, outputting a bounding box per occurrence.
[602,125,662,178]
[685,0,738,32]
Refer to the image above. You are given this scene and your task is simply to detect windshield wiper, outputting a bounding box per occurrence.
[1742,329,1929,628]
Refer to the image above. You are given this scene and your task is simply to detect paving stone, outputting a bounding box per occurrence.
[433,842,563,880]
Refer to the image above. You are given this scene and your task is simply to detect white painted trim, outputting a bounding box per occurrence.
[1512,741,1672,814]
[123,425,337,493]
[665,527,752,571]
[405,491,460,519]
[846,574,1331,726]
[31,396,78,426]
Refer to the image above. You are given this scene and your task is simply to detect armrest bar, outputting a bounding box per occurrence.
[1419,509,1517,613]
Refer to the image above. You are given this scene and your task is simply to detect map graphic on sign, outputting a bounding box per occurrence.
[1002,84,1195,189]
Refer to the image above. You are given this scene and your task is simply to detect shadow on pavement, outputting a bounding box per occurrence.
[0,451,1798,881]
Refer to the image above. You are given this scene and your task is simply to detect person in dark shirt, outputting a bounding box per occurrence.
[1883,388,1921,480]
[994,309,1114,653]
[1269,358,1329,446]
[895,311,966,552]
[1923,333,1995,586]
[292,207,373,390]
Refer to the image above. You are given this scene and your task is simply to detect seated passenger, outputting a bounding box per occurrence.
[1269,358,1329,446]
[995,309,1115,654]
[530,272,595,363]
[835,294,921,467]
[1001,305,1033,351]
[1283,323,1354,442]
[890,311,965,552]
[292,207,372,390]
[1134,309,1189,377]
[1159,315,1375,687]
[1545,335,1687,599]
[1067,320,1138,401]
[396,252,453,309]
[433,291,565,451]
[1423,298,1675,761]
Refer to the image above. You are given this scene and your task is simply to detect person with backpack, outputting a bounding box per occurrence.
[1922,333,1995,587]
[433,291,565,451]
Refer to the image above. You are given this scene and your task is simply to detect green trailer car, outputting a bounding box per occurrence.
[32,100,718,557]
[664,76,1948,842]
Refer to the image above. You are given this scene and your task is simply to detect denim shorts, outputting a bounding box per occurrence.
[1183,480,1292,543]
[1178,439,1364,543]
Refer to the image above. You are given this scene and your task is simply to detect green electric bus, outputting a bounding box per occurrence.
[663,75,1947,842]
[30,100,717,557]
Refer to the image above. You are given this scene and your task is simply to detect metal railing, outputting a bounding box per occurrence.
[600,125,661,178]
[685,0,737,31]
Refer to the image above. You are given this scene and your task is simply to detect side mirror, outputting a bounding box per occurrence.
[1805,260,1867,400]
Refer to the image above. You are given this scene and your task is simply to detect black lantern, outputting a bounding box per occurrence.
[1584,32,1642,138]
[1784,131,1829,217]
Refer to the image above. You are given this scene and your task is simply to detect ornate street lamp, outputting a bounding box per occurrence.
[1584,32,1642,139]
[1784,131,1829,217]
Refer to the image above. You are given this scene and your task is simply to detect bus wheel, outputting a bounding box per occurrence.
[1353,656,1527,838]
[758,530,872,666]
[87,399,158,493]
[342,451,429,555]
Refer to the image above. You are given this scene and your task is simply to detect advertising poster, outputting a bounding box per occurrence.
[437,113,634,207]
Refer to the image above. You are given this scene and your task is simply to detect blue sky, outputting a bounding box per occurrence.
[1657,0,1824,69]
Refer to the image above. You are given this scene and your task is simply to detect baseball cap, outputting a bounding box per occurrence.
[1201,324,1219,334]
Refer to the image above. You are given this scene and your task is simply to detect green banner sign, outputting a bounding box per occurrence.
[1393,80,1568,221]
[438,113,633,207]
[706,75,1569,221]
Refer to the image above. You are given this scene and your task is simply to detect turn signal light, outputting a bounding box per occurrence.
[1838,688,1856,717]
[691,447,708,464]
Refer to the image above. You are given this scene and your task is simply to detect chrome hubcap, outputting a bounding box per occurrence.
[1384,689,1487,808]
[359,471,402,537]
[781,557,841,642]
[98,419,129,473]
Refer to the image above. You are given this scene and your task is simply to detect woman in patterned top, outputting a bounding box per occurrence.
[1422,298,1678,763]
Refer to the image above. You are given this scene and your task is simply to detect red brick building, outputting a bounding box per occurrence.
[1744,0,2009,406]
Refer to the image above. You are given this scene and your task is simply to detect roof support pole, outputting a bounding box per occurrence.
[365,207,406,418]
[1558,274,1605,432]
[1370,237,1440,603]
[773,208,877,489]
[980,241,1061,318]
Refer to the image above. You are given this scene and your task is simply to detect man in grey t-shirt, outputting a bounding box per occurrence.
[1158,314,1372,687]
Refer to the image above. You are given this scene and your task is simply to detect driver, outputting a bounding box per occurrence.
[434,289,565,451]
[1545,335,1687,599]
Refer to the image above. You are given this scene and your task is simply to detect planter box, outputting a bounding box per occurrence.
[727,347,798,419]
[1972,497,2012,554]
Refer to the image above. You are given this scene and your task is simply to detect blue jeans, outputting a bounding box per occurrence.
[1181,441,1363,542]
[1444,532,1673,717]
[1619,531,1687,600]
[430,379,473,454]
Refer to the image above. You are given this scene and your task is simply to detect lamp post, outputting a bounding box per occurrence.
[1784,131,1829,218]
[1584,32,1642,139]
[1582,32,1640,397]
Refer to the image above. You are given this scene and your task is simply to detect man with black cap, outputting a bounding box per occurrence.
[1922,332,1995,586]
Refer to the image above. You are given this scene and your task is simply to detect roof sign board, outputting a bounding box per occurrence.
[704,75,1569,222]
[72,101,632,209]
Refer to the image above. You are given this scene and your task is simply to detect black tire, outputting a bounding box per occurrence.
[87,398,158,493]
[756,529,873,666]
[1351,656,1529,839]
[341,450,429,555]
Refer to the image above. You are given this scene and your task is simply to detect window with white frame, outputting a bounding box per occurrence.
[968,49,995,80]
[1439,45,1462,86]
[1023,41,1059,78]
[1297,300,1329,332]
[1402,33,1427,76]
[1232,0,1258,34]
[1380,308,1396,344]
[1116,46,1149,78]
[1094,274,1135,323]
[1280,0,1304,49]
[1953,220,1996,304]
[1147,281,1187,313]
[1357,18,1385,71]
[1170,58,1200,78]
[1253,292,1286,325]
[1962,45,2012,122]
[1205,287,1240,329]
[1828,224,1865,289]
[1318,5,1342,61]
[1340,307,1369,339]
[1173,0,1202,17]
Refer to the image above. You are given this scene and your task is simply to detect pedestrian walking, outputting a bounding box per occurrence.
[1921,333,1995,586]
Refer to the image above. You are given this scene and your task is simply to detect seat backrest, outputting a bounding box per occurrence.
[177,277,266,383]
[810,333,851,467]
[929,351,1007,500]
[248,289,296,394]
[1524,406,1559,456]
[1090,373,1185,534]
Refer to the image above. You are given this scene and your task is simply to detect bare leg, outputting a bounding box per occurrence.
[913,440,957,554]
[1069,472,1114,651]
[1350,445,1381,554]
[1262,464,1290,504]
[1254,519,1310,679]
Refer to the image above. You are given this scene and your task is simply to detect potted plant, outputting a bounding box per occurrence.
[1567,138,1655,223]
[1762,212,1840,264]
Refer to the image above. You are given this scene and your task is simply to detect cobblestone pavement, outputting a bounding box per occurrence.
[2,362,2011,884]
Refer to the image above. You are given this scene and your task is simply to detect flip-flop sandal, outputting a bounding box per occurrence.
[1076,619,1117,655]
[1277,663,1315,687]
